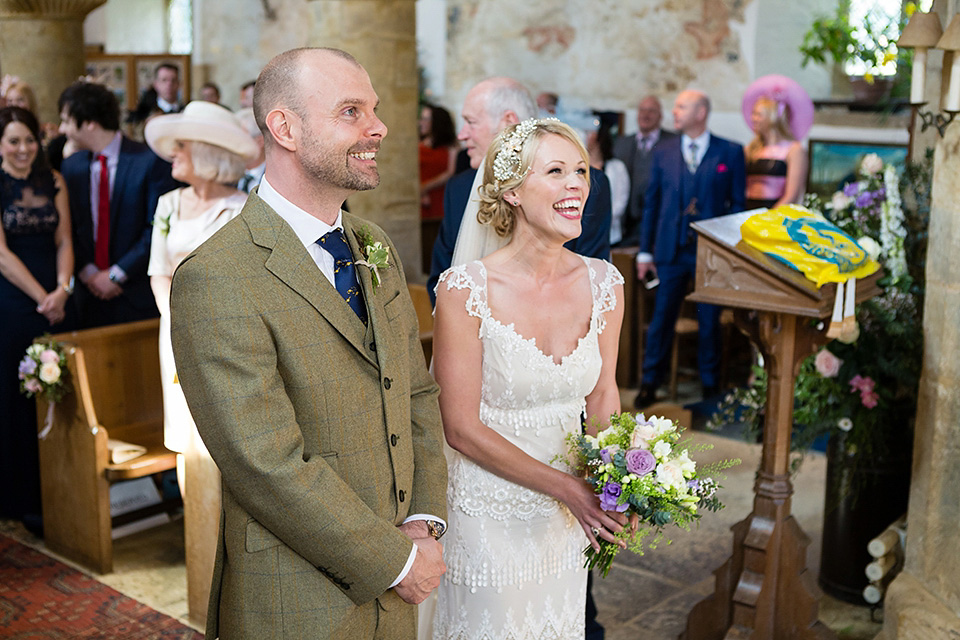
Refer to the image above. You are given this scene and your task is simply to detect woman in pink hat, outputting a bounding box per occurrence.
[742,75,812,210]
[744,97,807,210]
[144,100,257,491]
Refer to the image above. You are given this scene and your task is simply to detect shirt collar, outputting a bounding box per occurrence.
[257,176,342,249]
[681,131,710,151]
[156,96,179,113]
[98,131,123,160]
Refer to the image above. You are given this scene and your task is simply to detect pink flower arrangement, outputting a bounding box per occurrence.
[849,374,879,409]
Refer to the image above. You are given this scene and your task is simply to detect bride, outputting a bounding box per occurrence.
[431,119,627,639]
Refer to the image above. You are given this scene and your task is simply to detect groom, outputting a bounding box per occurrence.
[171,48,448,639]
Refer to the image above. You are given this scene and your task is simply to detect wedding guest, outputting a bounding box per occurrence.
[635,89,745,408]
[419,103,458,221]
[587,121,630,247]
[58,80,176,328]
[144,100,256,488]
[742,75,814,210]
[0,106,76,536]
[199,82,223,107]
[239,80,256,109]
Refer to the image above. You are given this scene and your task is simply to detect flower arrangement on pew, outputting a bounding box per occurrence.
[564,411,739,577]
[18,336,69,403]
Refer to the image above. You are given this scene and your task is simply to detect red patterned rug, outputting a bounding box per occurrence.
[0,534,203,638]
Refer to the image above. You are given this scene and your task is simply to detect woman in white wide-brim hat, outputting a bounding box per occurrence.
[144,100,256,498]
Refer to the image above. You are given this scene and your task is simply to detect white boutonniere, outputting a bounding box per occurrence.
[353,226,391,291]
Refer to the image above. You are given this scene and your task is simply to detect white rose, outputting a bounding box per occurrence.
[857,237,881,260]
[39,362,61,384]
[831,191,852,211]
[653,440,671,460]
[656,462,685,491]
[861,153,884,176]
[630,422,656,449]
[583,434,599,449]
[27,343,44,358]
[675,450,696,477]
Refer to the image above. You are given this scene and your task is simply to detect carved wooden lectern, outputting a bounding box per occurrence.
[680,212,881,640]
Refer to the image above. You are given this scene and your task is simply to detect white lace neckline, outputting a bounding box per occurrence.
[474,256,600,368]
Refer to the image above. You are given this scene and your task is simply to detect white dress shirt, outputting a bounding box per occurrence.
[256,176,446,588]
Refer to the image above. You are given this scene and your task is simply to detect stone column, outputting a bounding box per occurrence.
[878,111,960,639]
[0,1,107,125]
[306,0,422,279]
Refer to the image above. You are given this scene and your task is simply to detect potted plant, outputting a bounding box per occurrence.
[711,149,933,602]
[799,2,912,102]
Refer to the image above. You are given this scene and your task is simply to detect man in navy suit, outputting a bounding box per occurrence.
[426,77,611,305]
[58,81,176,328]
[635,89,745,407]
[612,95,677,246]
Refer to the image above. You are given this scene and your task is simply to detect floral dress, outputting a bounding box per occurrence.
[432,256,623,640]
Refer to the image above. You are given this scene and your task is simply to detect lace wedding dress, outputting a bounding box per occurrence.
[432,256,623,640]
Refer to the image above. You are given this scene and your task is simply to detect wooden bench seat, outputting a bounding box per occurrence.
[36,318,179,574]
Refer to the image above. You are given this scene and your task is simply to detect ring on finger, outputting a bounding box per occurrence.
[590,526,601,537]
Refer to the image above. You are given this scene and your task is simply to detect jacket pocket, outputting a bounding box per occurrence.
[245,518,283,553]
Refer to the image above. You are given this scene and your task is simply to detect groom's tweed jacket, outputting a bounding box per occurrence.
[171,192,447,639]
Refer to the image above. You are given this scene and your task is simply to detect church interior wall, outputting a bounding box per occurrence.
[83,0,846,146]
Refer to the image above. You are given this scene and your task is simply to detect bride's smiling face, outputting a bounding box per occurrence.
[508,133,589,244]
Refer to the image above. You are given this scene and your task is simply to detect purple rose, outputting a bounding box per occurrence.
[19,356,36,376]
[625,449,656,476]
[599,482,629,512]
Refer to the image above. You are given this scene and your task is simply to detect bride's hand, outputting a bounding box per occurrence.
[560,476,629,552]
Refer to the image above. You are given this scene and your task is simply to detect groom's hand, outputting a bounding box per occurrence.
[394,536,446,604]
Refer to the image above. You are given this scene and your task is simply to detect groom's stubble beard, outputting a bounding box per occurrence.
[298,119,381,193]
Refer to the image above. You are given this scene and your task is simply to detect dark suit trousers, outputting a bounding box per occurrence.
[641,248,721,389]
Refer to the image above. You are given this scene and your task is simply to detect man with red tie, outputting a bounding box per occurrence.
[58,81,176,327]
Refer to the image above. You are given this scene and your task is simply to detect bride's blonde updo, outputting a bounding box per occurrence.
[477,118,590,238]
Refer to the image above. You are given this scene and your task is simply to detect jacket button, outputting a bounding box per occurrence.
[383,378,392,389]
[398,489,405,502]
[369,342,376,352]
[391,434,398,446]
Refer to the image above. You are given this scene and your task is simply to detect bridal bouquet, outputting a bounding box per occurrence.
[565,411,739,577]
[18,336,70,403]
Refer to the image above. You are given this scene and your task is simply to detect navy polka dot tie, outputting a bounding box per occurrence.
[318,229,367,325]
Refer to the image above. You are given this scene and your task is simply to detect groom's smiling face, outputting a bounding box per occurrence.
[295,53,388,193]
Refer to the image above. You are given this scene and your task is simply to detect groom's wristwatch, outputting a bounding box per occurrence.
[425,520,446,541]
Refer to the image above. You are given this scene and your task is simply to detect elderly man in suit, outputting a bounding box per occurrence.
[170,48,448,639]
[635,89,745,407]
[58,81,175,328]
[612,95,677,246]
[426,76,612,306]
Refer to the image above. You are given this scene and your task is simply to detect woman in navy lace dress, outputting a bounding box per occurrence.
[0,106,75,531]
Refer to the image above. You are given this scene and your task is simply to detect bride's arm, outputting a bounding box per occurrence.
[434,282,626,549]
[584,281,625,435]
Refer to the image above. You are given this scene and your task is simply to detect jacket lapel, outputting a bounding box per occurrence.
[112,138,133,224]
[245,195,374,366]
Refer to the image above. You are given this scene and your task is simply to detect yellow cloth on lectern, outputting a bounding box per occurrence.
[740,204,880,288]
